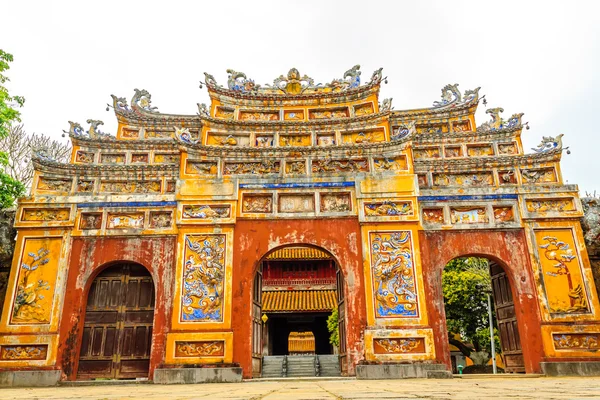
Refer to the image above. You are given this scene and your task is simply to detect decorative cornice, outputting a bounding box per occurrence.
[413,126,522,145]
[413,148,562,172]
[70,134,177,151]
[32,156,179,178]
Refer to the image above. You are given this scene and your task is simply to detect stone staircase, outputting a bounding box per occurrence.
[287,356,318,377]
[261,355,341,378]
[318,355,341,377]
[262,356,285,378]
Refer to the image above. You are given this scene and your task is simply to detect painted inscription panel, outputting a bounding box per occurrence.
[535,229,590,314]
[175,341,225,357]
[181,235,226,322]
[369,231,418,318]
[0,345,48,360]
[373,338,425,354]
[10,237,62,325]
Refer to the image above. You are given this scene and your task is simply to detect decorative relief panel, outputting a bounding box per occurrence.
[444,146,462,158]
[77,179,94,193]
[154,153,179,164]
[131,153,149,163]
[526,198,574,213]
[181,235,226,322]
[208,134,249,147]
[450,207,488,224]
[37,177,72,192]
[0,345,48,360]
[320,193,352,213]
[285,160,306,175]
[21,208,70,222]
[312,159,369,174]
[553,333,600,350]
[149,212,172,228]
[278,194,315,213]
[10,237,62,325]
[309,108,348,120]
[413,147,440,159]
[183,205,231,219]
[535,230,590,314]
[493,206,514,223]
[75,151,95,163]
[284,110,304,120]
[256,136,274,147]
[175,341,225,357]
[80,213,102,230]
[280,135,311,147]
[369,231,418,318]
[499,170,517,185]
[416,123,448,134]
[342,129,385,144]
[498,142,518,155]
[121,128,139,139]
[224,161,280,175]
[100,153,125,164]
[316,134,336,146]
[422,208,444,224]
[433,173,493,187]
[242,195,273,213]
[417,175,428,188]
[239,111,279,121]
[166,181,176,193]
[452,120,471,132]
[521,168,557,184]
[354,103,374,116]
[106,213,144,229]
[467,145,494,157]
[100,181,161,193]
[186,161,218,175]
[373,338,425,354]
[365,201,413,217]
[373,156,408,171]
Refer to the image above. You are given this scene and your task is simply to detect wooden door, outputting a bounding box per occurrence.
[489,262,524,373]
[77,263,154,380]
[336,265,347,373]
[252,263,263,377]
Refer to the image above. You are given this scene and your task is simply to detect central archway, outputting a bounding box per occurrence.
[252,244,347,377]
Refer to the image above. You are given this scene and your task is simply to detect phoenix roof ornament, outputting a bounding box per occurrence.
[432,84,480,108]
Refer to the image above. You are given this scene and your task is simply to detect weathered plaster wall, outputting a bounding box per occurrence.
[232,218,366,378]
[418,229,544,373]
[56,236,176,381]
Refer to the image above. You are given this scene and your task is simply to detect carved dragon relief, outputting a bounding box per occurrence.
[432,84,480,108]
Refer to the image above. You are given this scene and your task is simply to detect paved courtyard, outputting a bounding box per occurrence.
[2,377,600,399]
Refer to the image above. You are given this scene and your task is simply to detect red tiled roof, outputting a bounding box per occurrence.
[262,290,337,312]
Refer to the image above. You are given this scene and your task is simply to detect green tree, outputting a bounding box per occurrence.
[443,257,501,364]
[0,50,26,208]
[327,307,339,348]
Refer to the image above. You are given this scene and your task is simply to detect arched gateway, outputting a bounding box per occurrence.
[1,66,599,384]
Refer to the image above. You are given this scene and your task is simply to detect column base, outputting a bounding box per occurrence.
[356,363,452,379]
[153,367,243,384]
[541,362,600,376]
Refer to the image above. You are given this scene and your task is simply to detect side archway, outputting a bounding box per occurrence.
[76,261,155,379]
[419,229,544,373]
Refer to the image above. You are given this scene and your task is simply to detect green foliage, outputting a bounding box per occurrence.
[443,257,501,355]
[327,307,339,348]
[0,49,26,208]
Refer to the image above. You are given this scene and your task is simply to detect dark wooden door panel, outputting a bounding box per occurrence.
[252,263,263,377]
[490,262,524,373]
[77,263,154,380]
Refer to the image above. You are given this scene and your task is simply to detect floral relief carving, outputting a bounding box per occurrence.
[0,345,48,360]
[150,212,172,228]
[100,181,161,193]
[80,213,102,230]
[527,199,574,213]
[37,177,72,192]
[553,334,600,350]
[224,161,279,175]
[365,201,412,217]
[285,161,306,174]
[373,157,407,171]
[373,338,424,354]
[183,205,231,219]
[75,151,95,164]
[22,209,70,222]
[422,208,444,224]
[493,207,514,223]
[312,159,368,173]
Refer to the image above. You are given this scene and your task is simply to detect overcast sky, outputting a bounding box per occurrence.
[3,1,599,194]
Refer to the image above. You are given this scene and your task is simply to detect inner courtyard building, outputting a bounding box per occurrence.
[1,65,599,384]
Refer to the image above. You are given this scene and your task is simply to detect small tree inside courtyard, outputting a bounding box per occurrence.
[442,257,502,369]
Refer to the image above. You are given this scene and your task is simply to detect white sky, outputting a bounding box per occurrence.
[3,0,599,194]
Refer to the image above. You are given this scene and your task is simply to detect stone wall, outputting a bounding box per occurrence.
[0,209,16,315]
[582,197,600,299]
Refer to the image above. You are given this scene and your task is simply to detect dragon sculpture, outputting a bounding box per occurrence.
[226,69,259,92]
[432,84,480,108]
[131,89,158,114]
[328,65,361,90]
[86,119,114,140]
[380,98,393,112]
[531,134,564,153]
[478,107,505,131]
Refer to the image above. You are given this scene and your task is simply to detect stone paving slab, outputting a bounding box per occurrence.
[2,377,600,399]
